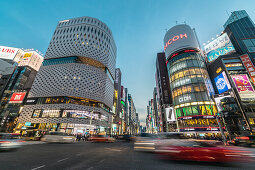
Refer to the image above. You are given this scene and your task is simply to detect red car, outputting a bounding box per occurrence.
[156,140,254,162]
[88,135,115,142]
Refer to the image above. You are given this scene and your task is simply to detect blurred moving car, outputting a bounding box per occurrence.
[134,133,159,152]
[41,132,75,143]
[229,135,255,147]
[88,135,115,142]
[156,140,254,162]
[118,135,135,142]
[0,133,25,150]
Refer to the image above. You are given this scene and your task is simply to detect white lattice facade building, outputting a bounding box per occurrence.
[18,17,117,132]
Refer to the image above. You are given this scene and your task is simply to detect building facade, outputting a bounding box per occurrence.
[164,24,218,135]
[224,10,255,63]
[17,17,117,135]
[208,54,255,137]
[155,52,174,132]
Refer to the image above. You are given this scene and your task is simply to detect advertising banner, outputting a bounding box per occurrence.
[214,71,231,94]
[240,54,255,84]
[214,95,231,112]
[0,46,19,60]
[163,24,199,59]
[231,74,254,92]
[9,92,26,103]
[204,33,235,62]
[165,107,176,122]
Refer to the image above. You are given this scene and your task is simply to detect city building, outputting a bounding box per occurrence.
[120,86,127,134]
[224,10,255,63]
[0,51,43,132]
[16,16,117,135]
[0,59,15,97]
[207,53,255,137]
[128,94,137,134]
[155,52,175,132]
[112,68,122,135]
[0,46,24,97]
[164,24,218,136]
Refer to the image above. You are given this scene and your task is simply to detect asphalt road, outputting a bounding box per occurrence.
[0,141,255,170]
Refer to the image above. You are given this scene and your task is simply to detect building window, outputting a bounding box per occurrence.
[243,39,255,52]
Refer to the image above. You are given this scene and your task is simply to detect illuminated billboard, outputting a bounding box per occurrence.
[204,33,235,62]
[231,74,254,92]
[9,92,26,103]
[165,107,176,122]
[0,46,19,60]
[240,54,255,84]
[163,24,199,59]
[214,71,231,94]
[231,74,255,100]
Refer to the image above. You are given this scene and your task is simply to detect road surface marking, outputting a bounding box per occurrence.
[76,153,82,156]
[31,165,45,170]
[57,157,69,162]
[105,148,122,152]
[99,159,106,163]
[86,167,94,170]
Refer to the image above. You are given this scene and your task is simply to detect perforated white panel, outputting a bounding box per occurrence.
[45,16,116,77]
[28,63,114,108]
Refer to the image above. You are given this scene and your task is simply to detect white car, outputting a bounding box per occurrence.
[41,132,75,143]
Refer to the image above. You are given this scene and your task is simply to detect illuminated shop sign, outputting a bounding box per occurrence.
[231,74,255,100]
[214,71,231,94]
[25,98,38,105]
[0,46,19,60]
[225,63,243,68]
[204,33,235,62]
[178,115,216,120]
[164,33,187,51]
[9,92,26,103]
[216,67,222,74]
[231,74,254,92]
[178,95,191,103]
[170,62,187,74]
[164,24,199,58]
[172,78,191,88]
[240,54,255,84]
[179,127,220,132]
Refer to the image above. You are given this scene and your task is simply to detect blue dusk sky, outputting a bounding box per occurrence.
[1,0,255,125]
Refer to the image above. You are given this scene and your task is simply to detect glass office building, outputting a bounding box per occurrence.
[224,10,255,62]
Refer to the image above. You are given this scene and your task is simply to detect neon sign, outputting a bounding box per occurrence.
[164,33,188,51]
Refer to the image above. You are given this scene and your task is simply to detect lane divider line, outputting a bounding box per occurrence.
[31,165,45,170]
[57,157,69,162]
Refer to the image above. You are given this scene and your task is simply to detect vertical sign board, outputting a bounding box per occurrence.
[240,54,255,84]
[214,71,231,94]
[9,92,26,103]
